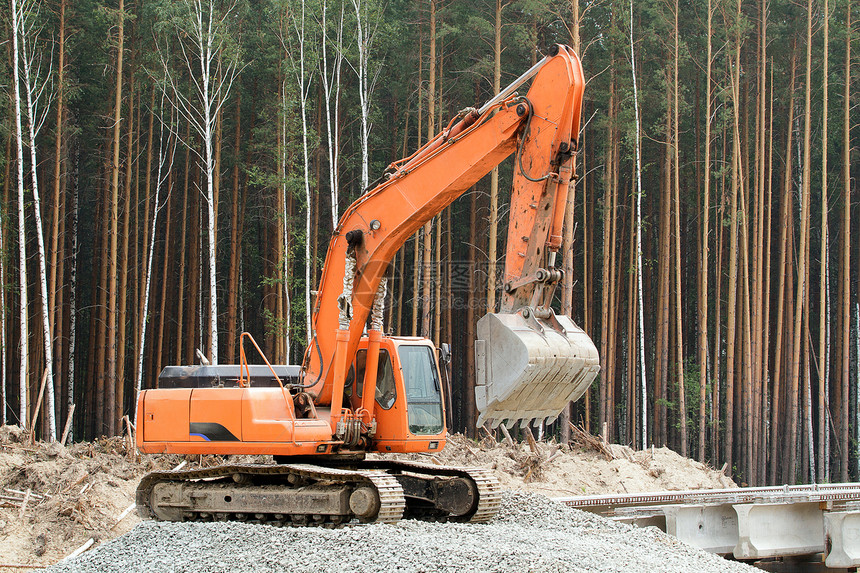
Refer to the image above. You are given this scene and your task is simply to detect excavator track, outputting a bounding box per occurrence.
[136,460,500,526]
[361,459,501,523]
[136,463,405,526]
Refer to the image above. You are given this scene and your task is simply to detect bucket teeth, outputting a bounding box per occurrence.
[475,311,599,429]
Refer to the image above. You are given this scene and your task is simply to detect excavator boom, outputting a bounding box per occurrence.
[303,44,598,428]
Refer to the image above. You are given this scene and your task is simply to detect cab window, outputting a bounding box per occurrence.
[351,349,397,410]
[398,345,444,435]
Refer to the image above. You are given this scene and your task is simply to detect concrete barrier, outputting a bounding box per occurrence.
[612,514,667,530]
[662,504,738,555]
[733,502,825,559]
[824,510,860,568]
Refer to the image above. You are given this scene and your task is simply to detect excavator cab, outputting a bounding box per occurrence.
[344,337,447,454]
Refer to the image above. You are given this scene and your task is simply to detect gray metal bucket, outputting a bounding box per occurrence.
[475,310,599,429]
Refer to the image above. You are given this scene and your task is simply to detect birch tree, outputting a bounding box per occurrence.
[629,0,647,449]
[320,0,344,228]
[10,0,29,429]
[486,0,506,314]
[349,0,382,190]
[158,0,243,365]
[67,148,79,441]
[18,0,57,439]
[698,0,715,463]
[281,0,316,342]
[136,88,176,403]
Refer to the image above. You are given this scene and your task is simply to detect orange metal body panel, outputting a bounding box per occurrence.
[189,388,243,442]
[241,388,331,443]
[140,389,191,442]
[136,387,335,456]
[137,440,336,456]
[136,339,448,456]
[373,438,446,454]
[503,46,584,298]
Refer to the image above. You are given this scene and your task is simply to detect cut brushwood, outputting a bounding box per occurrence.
[525,427,543,459]
[111,503,136,529]
[568,422,614,461]
[28,370,49,443]
[61,404,76,446]
[498,424,515,447]
[60,538,95,562]
[18,488,30,518]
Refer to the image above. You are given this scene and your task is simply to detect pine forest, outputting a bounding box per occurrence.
[1,0,858,487]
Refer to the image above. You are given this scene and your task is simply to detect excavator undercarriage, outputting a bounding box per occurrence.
[137,460,500,526]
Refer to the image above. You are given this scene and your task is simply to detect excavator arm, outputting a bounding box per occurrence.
[303,44,598,428]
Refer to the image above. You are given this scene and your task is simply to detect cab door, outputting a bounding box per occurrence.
[371,340,446,453]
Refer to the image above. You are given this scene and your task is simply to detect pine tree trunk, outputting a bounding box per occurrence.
[421,0,436,339]
[606,135,620,441]
[412,31,424,339]
[226,94,241,363]
[673,0,686,455]
[117,39,136,427]
[841,0,852,484]
[559,0,581,444]
[770,49,796,484]
[156,154,175,377]
[818,0,830,482]
[698,0,713,462]
[96,146,111,435]
[724,7,742,472]
[655,75,672,447]
[600,70,616,437]
[753,0,769,482]
[486,0,502,314]
[176,126,192,364]
[788,0,815,483]
[48,0,66,400]
[106,0,125,436]
[760,59,775,482]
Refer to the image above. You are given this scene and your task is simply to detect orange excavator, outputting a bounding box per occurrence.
[135,44,599,526]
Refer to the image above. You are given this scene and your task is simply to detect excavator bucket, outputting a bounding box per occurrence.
[474,310,599,429]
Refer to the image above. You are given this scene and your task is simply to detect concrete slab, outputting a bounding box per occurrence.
[662,504,739,555]
[733,502,825,560]
[824,510,860,568]
[611,514,666,530]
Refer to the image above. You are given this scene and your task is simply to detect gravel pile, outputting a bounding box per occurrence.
[49,492,755,573]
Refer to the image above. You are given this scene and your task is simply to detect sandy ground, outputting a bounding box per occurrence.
[381,432,736,498]
[0,425,735,570]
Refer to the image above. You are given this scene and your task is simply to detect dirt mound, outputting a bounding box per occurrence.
[375,432,736,498]
[1,425,734,570]
[0,427,174,570]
